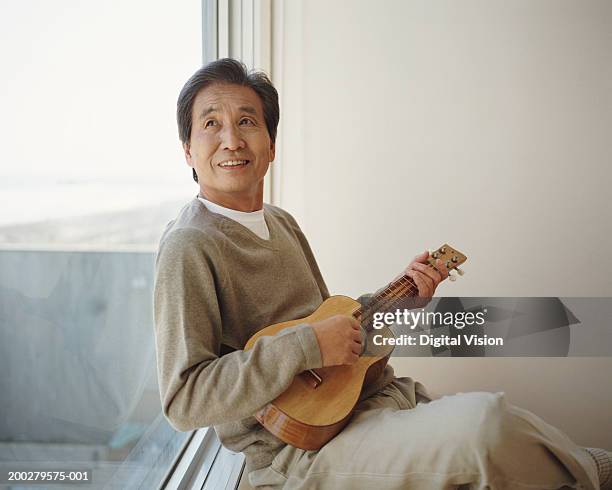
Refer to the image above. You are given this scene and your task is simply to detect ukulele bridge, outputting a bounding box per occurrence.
[300,369,323,388]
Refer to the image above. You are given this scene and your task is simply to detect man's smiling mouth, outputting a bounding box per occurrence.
[218,159,250,168]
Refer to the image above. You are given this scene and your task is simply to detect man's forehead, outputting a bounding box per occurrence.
[194,83,263,117]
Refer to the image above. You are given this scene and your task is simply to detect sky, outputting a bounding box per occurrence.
[0,0,203,223]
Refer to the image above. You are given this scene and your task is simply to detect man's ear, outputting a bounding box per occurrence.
[269,142,276,163]
[183,142,193,166]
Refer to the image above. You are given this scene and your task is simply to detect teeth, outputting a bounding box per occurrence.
[219,160,248,167]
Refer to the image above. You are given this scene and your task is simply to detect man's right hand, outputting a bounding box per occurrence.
[311,315,362,367]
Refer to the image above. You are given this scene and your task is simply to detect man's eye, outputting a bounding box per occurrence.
[204,120,217,128]
[239,118,254,125]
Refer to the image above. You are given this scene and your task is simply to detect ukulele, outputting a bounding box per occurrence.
[244,244,467,450]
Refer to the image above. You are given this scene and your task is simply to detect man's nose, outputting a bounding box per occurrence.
[220,124,245,151]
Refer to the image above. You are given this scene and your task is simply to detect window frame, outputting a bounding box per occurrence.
[202,0,274,204]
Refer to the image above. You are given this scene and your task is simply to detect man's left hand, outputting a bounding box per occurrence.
[401,250,449,298]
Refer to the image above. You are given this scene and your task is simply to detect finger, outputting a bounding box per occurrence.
[412,250,429,264]
[352,330,362,343]
[411,261,442,285]
[407,270,433,297]
[436,258,449,280]
[347,352,360,363]
[403,250,432,276]
[410,269,434,291]
[411,250,430,264]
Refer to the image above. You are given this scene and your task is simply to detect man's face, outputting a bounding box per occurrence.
[184,83,275,211]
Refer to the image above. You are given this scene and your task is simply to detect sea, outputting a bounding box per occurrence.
[0,176,195,227]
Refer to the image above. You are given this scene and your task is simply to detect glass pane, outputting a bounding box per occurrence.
[0,1,201,487]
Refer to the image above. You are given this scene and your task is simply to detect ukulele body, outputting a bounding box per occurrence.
[244,295,389,450]
[243,244,467,450]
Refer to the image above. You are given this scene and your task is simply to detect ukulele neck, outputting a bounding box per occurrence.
[352,274,418,330]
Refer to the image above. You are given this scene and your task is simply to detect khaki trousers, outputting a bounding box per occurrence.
[248,379,599,489]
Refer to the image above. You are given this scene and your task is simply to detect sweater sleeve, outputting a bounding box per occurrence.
[153,229,323,432]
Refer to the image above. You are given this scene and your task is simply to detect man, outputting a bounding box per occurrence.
[154,58,610,489]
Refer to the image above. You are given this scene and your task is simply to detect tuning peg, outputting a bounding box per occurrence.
[455,267,465,276]
[448,272,457,282]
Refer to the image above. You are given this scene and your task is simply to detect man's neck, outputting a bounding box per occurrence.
[198,188,263,212]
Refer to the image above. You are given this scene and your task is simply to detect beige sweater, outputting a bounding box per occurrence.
[153,198,394,471]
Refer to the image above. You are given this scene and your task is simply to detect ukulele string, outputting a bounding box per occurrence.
[355,275,420,330]
[357,276,418,324]
[355,257,450,328]
[363,278,418,321]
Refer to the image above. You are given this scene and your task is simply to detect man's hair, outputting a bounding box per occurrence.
[177,58,279,183]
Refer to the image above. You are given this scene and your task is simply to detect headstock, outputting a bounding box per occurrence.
[427,244,467,282]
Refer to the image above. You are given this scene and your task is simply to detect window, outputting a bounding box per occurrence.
[0,1,201,487]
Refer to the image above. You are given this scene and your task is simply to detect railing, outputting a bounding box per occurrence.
[0,247,190,488]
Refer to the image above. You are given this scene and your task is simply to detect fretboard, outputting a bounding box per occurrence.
[352,274,419,330]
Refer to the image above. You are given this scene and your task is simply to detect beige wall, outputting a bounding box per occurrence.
[271,0,612,448]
